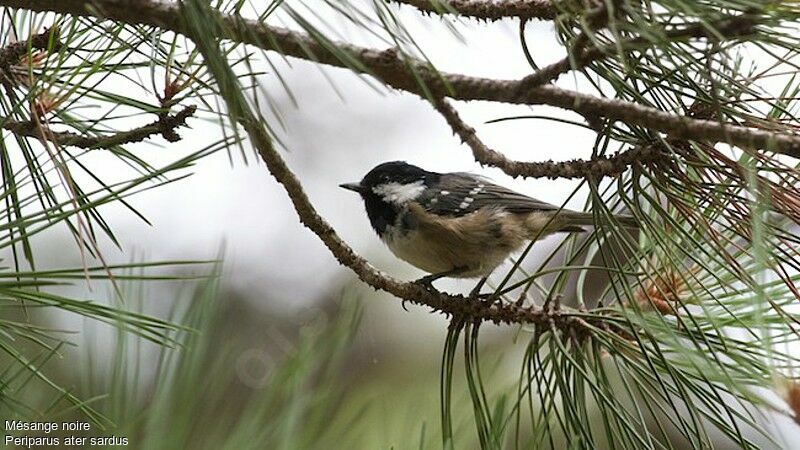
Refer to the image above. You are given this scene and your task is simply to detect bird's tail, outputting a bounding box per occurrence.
[556,211,639,232]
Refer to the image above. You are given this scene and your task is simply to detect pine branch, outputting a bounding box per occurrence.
[3,105,197,148]
[433,97,666,178]
[390,0,557,21]
[3,0,800,158]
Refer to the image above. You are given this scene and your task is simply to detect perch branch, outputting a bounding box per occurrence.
[390,0,557,21]
[2,1,800,157]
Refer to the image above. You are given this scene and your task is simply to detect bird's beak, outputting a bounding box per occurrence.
[339,182,367,194]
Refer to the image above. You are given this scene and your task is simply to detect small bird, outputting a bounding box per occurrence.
[340,161,636,296]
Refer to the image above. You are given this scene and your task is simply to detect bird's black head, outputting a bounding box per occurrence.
[340,161,439,236]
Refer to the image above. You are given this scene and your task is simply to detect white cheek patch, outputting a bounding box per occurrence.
[373,181,425,204]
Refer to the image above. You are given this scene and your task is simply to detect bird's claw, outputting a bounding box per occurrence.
[414,267,468,291]
[414,275,438,290]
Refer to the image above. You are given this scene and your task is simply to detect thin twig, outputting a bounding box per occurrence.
[433,97,665,178]
[4,105,197,148]
[519,12,758,89]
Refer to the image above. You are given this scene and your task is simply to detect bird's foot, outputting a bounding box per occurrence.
[414,273,441,290]
[413,267,467,291]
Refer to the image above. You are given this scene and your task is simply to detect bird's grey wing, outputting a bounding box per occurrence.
[417,173,561,217]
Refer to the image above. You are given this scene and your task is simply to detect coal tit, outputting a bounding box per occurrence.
[340,161,636,295]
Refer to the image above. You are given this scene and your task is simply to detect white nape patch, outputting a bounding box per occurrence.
[373,181,425,204]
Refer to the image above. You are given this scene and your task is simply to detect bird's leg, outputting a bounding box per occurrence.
[414,267,466,289]
[468,276,488,299]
